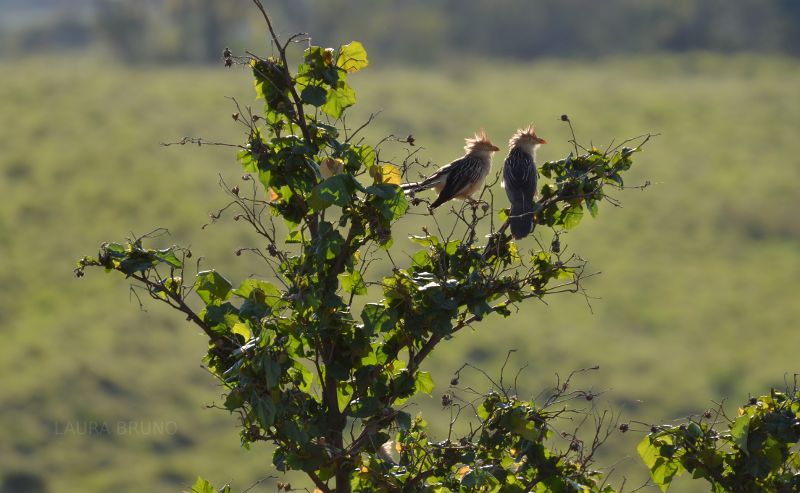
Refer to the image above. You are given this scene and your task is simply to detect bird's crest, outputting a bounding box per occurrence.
[509,124,546,148]
[464,129,499,153]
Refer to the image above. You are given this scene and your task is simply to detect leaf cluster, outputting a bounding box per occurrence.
[638,388,800,492]
[352,379,619,493]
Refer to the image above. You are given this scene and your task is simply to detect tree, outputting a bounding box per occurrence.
[76,2,651,491]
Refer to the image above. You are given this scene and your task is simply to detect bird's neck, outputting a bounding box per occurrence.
[514,143,538,159]
[468,149,494,161]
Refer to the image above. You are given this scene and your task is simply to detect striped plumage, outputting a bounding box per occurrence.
[502,125,547,239]
[401,130,499,210]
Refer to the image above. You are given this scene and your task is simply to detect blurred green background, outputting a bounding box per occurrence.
[1,1,799,492]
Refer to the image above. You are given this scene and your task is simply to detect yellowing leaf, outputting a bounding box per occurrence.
[457,465,471,480]
[321,157,344,178]
[380,164,401,185]
[369,163,401,185]
[322,47,334,65]
[509,242,520,262]
[337,41,369,73]
[269,188,279,202]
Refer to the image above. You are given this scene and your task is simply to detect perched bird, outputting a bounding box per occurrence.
[401,130,500,210]
[502,125,547,239]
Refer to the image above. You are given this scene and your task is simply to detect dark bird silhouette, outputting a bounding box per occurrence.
[502,125,547,239]
[401,130,500,209]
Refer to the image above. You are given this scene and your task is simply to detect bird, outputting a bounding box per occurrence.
[502,125,547,239]
[401,130,500,210]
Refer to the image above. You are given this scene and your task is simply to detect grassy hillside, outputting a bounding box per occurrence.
[1,54,799,492]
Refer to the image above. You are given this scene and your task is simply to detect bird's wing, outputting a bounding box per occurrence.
[401,161,453,193]
[502,149,537,206]
[431,155,485,207]
[503,149,538,238]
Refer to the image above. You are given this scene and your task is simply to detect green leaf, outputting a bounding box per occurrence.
[555,266,574,280]
[562,204,584,229]
[201,302,240,335]
[285,230,306,244]
[352,144,376,170]
[189,477,216,493]
[361,303,397,335]
[686,422,703,439]
[310,174,355,210]
[301,85,327,106]
[364,184,396,200]
[263,356,282,389]
[652,457,682,492]
[253,393,276,427]
[337,41,369,72]
[233,279,280,300]
[395,411,412,432]
[414,371,434,395]
[370,185,408,221]
[586,199,599,218]
[231,322,251,341]
[637,435,661,471]
[638,435,682,491]
[340,270,367,295]
[350,396,379,418]
[498,207,511,224]
[409,234,440,247]
[291,362,314,392]
[321,83,356,119]
[731,414,751,455]
[237,149,257,173]
[468,298,493,320]
[224,389,244,411]
[461,470,477,488]
[155,248,182,268]
[194,270,232,305]
[411,249,430,268]
[337,382,353,411]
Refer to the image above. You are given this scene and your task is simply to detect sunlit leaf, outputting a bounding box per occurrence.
[189,477,216,493]
[731,415,750,455]
[562,204,584,229]
[340,270,367,295]
[414,371,434,395]
[337,41,369,73]
[321,83,356,119]
[373,163,401,185]
[194,270,232,305]
[231,322,251,341]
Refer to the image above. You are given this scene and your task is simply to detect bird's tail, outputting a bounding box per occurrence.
[509,202,534,239]
[400,178,436,195]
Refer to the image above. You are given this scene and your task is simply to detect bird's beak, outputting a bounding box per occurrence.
[492,144,500,151]
[537,138,547,145]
